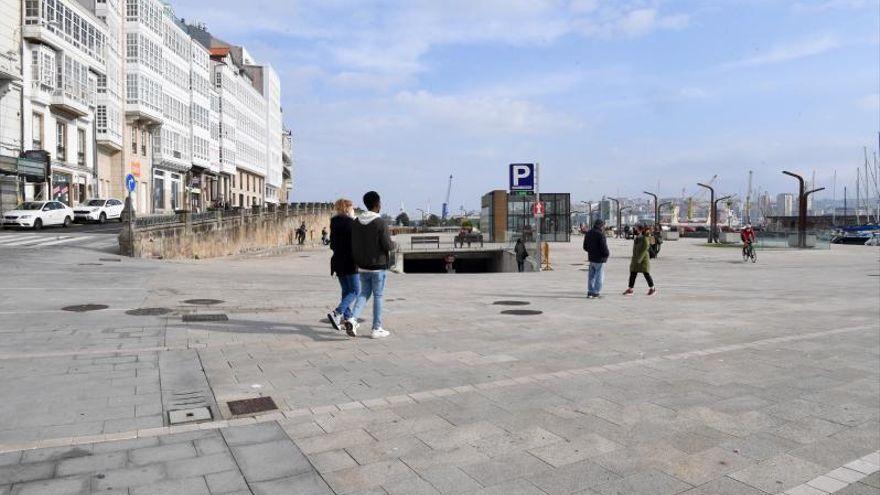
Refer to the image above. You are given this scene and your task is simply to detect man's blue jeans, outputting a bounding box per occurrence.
[335,274,360,319]
[588,262,605,295]
[352,271,387,330]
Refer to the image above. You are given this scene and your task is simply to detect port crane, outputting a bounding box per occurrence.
[441,174,453,220]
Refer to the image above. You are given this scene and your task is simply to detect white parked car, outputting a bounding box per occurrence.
[74,198,124,223]
[2,201,74,230]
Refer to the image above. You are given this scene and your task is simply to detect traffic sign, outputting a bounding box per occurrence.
[509,163,535,192]
[533,201,545,218]
[125,174,136,193]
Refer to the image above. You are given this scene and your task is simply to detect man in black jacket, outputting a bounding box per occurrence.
[346,191,396,339]
[583,219,610,298]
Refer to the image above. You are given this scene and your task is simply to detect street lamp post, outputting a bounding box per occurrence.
[697,183,716,243]
[643,191,659,227]
[713,195,732,242]
[782,171,825,248]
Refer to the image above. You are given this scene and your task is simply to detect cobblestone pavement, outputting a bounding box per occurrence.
[0,238,877,494]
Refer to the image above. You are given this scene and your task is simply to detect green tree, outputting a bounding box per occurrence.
[425,214,440,227]
[395,212,410,226]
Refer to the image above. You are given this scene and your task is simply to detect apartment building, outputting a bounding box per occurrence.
[21,0,107,205]
[90,0,125,201]
[3,0,288,213]
[123,0,163,214]
[0,0,25,212]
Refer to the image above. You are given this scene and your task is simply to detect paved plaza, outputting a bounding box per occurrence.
[0,238,877,494]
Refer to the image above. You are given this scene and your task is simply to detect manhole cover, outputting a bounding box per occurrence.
[99,258,122,262]
[182,314,228,322]
[500,309,543,316]
[126,308,172,316]
[228,396,278,416]
[493,300,531,306]
[182,299,224,305]
[62,304,109,312]
[168,407,212,425]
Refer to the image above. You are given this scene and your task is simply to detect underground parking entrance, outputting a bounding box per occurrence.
[400,249,526,273]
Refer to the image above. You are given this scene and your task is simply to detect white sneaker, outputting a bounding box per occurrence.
[327,310,342,331]
[345,318,359,337]
[370,328,390,339]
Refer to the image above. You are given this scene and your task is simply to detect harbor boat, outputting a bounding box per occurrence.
[831,224,880,245]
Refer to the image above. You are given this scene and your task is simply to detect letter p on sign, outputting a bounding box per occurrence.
[509,163,535,192]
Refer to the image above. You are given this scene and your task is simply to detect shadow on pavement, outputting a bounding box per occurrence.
[169,318,349,342]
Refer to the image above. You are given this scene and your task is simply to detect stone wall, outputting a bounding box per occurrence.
[119,204,332,259]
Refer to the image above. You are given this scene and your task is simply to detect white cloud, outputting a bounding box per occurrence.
[721,35,841,69]
[858,93,880,110]
[393,90,579,134]
[173,0,692,93]
[720,35,841,70]
[792,0,876,13]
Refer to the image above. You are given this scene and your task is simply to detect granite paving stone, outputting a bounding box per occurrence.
[230,440,311,482]
[0,236,877,494]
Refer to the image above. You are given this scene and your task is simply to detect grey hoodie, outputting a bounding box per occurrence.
[351,211,396,271]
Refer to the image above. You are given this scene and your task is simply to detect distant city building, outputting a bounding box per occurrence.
[776,193,794,216]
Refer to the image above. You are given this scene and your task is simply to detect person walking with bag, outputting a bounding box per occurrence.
[514,238,529,272]
[327,199,359,332]
[623,225,657,296]
[583,219,610,298]
[345,191,395,339]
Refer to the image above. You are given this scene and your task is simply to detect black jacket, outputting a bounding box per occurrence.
[351,212,395,270]
[514,241,528,261]
[583,227,610,263]
[330,214,357,276]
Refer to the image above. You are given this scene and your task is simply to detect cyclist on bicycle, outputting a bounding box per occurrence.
[741,224,756,256]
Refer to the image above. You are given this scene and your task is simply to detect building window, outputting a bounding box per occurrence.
[32,113,43,150]
[152,170,165,211]
[56,122,67,161]
[77,128,86,166]
[141,130,147,155]
[131,126,137,154]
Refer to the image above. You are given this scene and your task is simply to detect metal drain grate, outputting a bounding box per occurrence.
[168,407,212,425]
[78,263,103,266]
[493,300,531,306]
[126,308,172,316]
[182,314,228,322]
[228,396,278,416]
[500,309,543,316]
[99,258,122,262]
[62,304,109,312]
[182,298,224,305]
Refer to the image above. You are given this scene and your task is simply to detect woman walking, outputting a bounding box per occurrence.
[623,225,657,296]
[327,199,360,331]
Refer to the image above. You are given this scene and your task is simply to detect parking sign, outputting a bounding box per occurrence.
[509,163,535,192]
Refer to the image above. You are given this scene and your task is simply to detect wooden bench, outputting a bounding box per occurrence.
[411,235,440,249]
[454,232,484,248]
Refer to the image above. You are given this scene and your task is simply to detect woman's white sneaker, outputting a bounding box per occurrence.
[371,328,390,339]
[345,319,359,337]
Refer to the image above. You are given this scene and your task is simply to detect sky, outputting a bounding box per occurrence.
[170,0,880,214]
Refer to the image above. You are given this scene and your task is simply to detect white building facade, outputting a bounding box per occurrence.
[21,0,107,205]
[2,0,288,212]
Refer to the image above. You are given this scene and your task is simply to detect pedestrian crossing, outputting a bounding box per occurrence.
[0,232,118,249]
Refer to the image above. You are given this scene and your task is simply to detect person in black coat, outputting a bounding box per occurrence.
[327,198,359,332]
[583,219,610,298]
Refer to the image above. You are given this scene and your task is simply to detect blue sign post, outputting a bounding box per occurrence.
[509,163,535,192]
[125,173,137,193]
